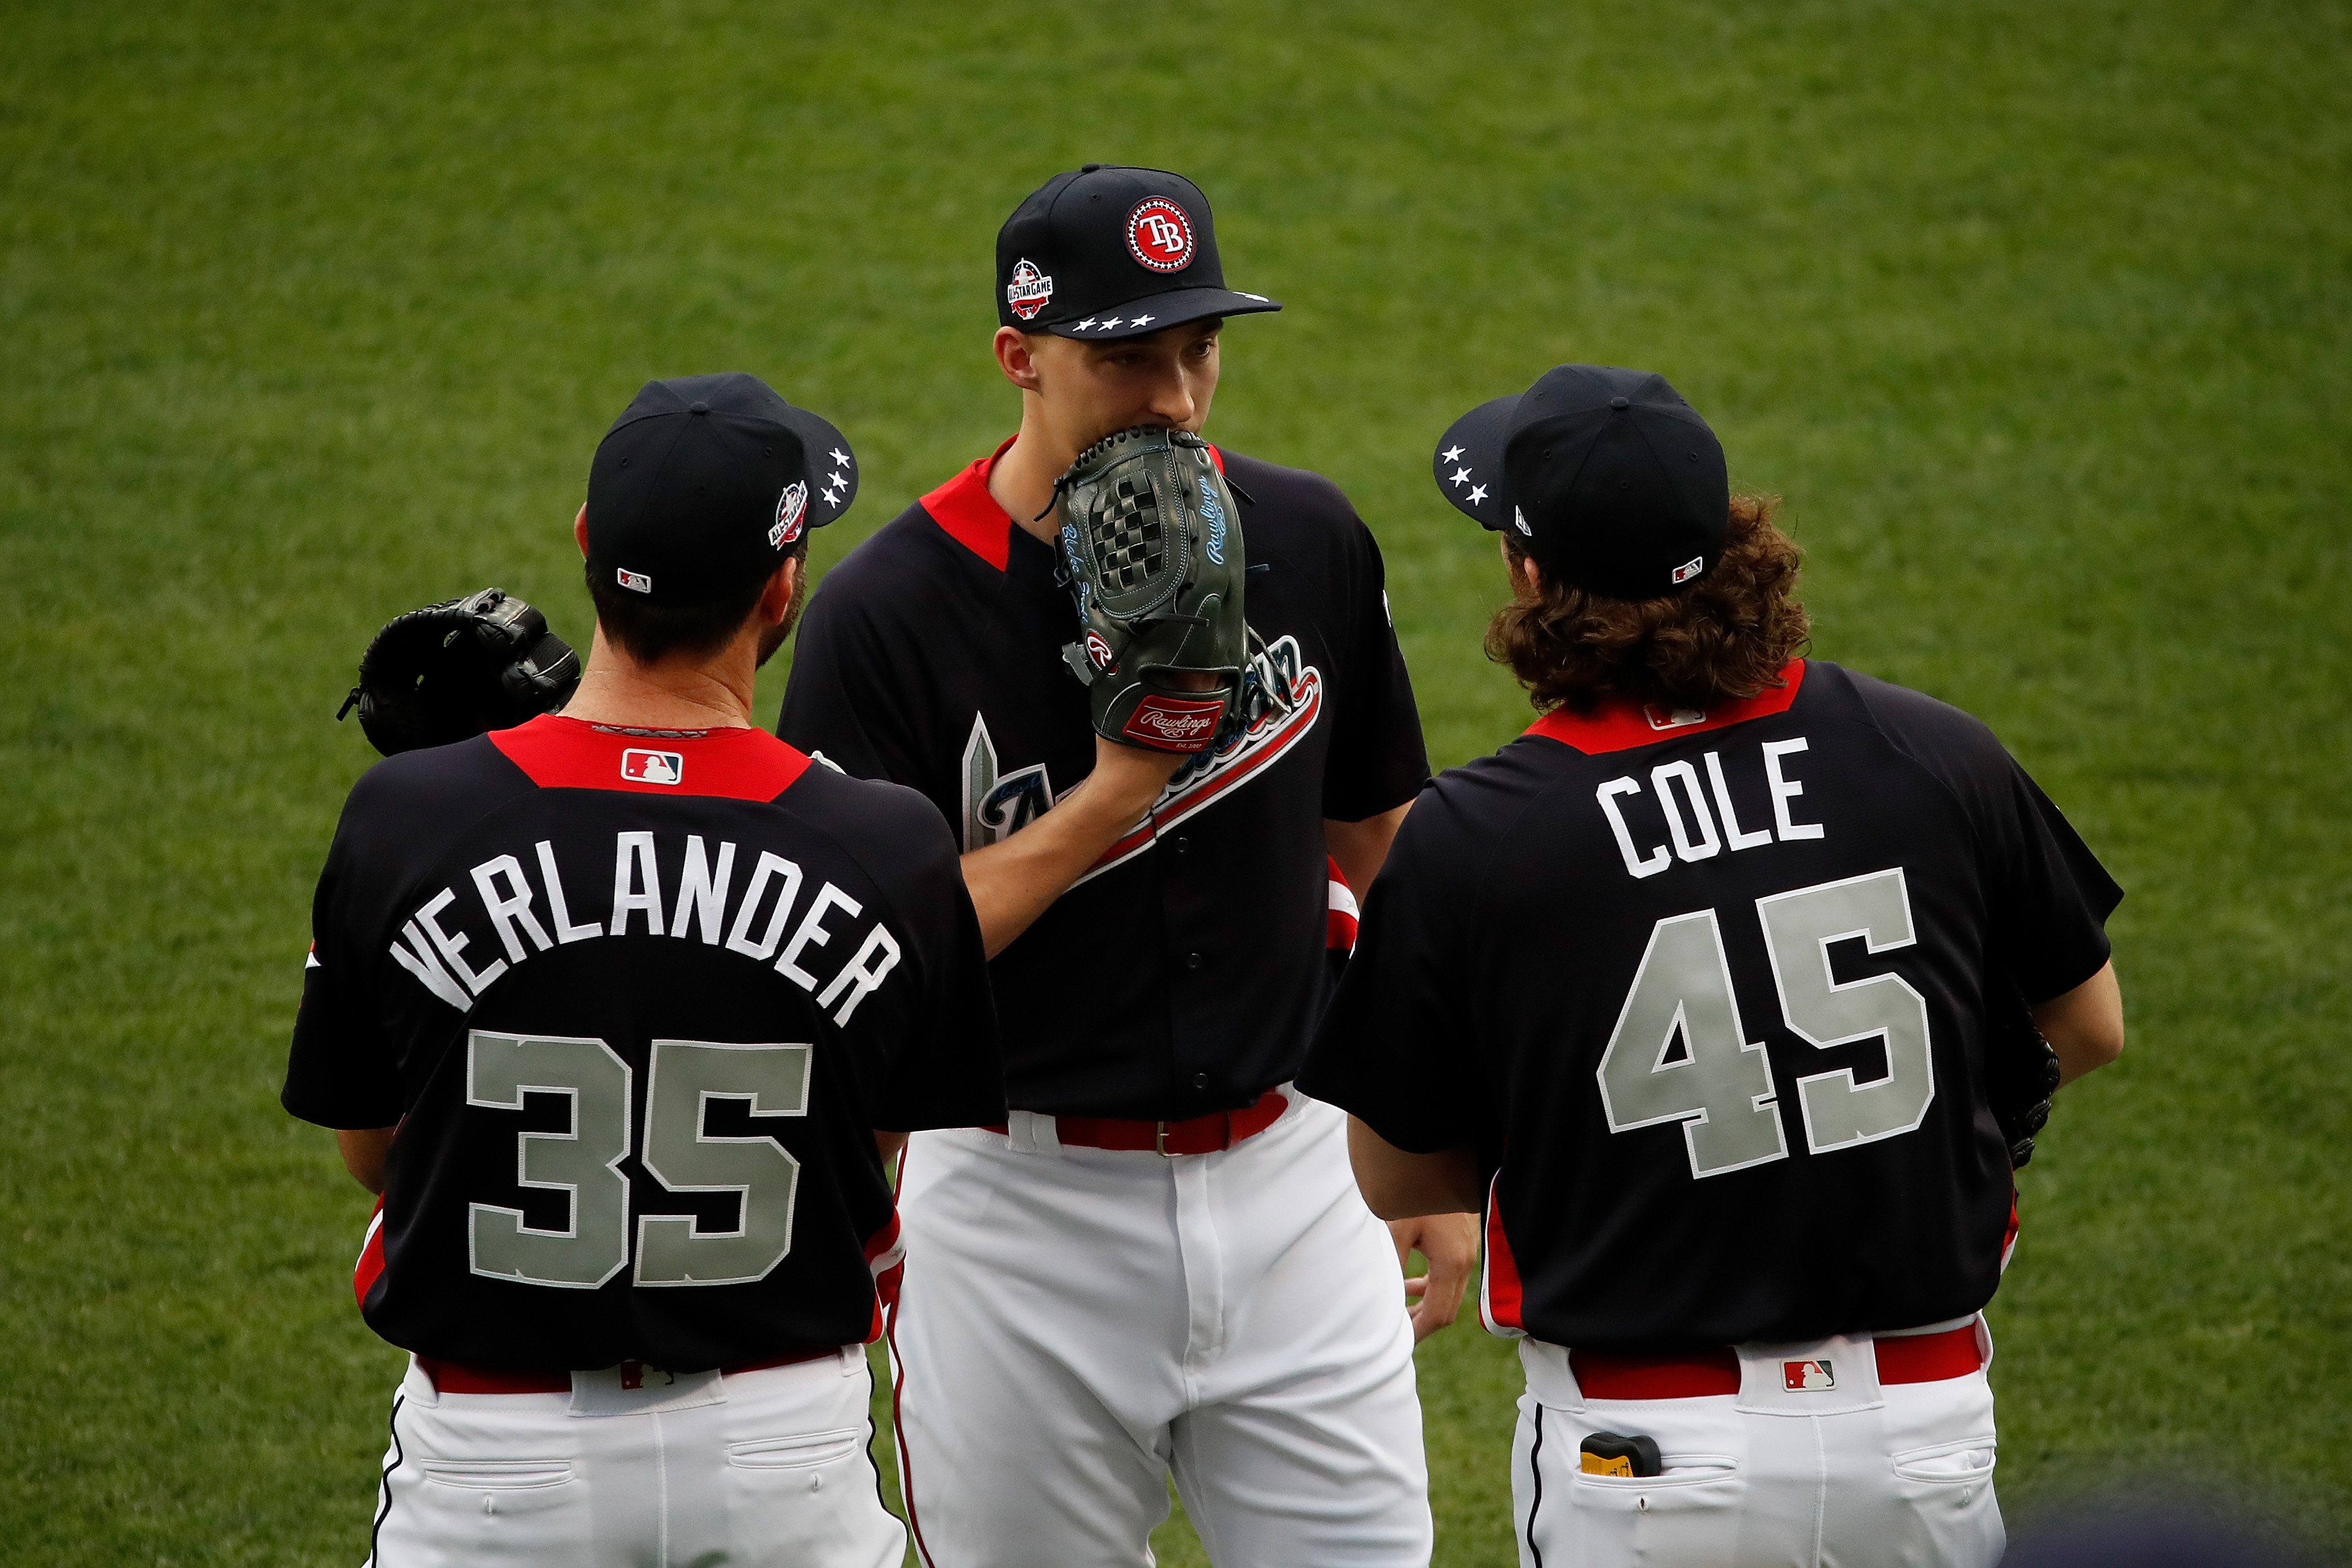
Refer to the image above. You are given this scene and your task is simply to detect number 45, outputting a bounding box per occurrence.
[1598,867,1935,1179]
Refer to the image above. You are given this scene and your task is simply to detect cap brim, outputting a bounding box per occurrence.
[1433,394,1519,530]
[1045,288,1282,340]
[776,405,859,528]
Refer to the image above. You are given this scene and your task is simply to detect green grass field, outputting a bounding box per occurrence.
[3,2,2347,1562]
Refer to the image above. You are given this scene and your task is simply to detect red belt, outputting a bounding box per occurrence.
[1569,1323,1984,1401]
[417,1344,840,1396]
[986,1087,1288,1156]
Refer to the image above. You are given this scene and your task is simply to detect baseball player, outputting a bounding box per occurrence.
[284,372,1004,1567]
[1299,364,2127,1567]
[777,165,1472,1565]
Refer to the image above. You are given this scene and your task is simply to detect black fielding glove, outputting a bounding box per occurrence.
[1048,427,1269,754]
[1984,989,2064,1168]
[338,588,581,756]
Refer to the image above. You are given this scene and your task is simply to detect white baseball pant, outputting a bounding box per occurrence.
[364,1347,905,1567]
[888,1089,1433,1567]
[1511,1321,2003,1567]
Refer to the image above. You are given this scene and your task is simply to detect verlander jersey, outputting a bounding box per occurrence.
[778,441,1428,1121]
[283,715,1003,1370]
[1299,660,2121,1352]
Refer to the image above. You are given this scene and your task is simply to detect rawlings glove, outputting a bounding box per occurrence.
[1984,988,2063,1168]
[337,588,581,756]
[1048,426,1282,753]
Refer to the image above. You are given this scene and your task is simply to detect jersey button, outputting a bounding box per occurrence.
[1170,835,1190,856]
[1191,1072,1209,1089]
[1185,951,1203,969]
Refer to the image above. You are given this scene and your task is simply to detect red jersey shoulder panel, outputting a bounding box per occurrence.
[1523,660,1809,756]
[489,714,813,800]
[919,437,1021,572]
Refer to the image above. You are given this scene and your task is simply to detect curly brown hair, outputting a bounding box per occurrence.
[1486,495,1810,714]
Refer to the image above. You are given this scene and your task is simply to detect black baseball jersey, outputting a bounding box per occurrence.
[778,440,1428,1120]
[283,716,1003,1370]
[1299,660,2121,1352]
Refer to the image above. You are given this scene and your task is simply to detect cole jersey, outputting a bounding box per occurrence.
[283,716,1003,1371]
[1299,661,2121,1352]
[778,441,1428,1121]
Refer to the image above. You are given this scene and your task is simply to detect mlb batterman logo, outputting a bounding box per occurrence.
[1126,198,1196,273]
[1671,555,1706,585]
[769,481,808,548]
[620,749,684,786]
[1783,1359,1836,1391]
[1006,258,1054,320]
[617,567,653,594]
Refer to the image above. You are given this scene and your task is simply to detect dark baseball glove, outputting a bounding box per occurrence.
[1047,426,1281,754]
[1984,989,2063,1168]
[337,588,581,756]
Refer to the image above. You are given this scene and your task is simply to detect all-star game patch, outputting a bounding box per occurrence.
[771,481,809,548]
[1006,258,1054,320]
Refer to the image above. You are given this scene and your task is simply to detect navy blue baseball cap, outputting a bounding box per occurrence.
[1434,365,1731,600]
[996,165,1282,340]
[585,373,858,607]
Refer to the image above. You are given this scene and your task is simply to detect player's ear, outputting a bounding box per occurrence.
[574,503,590,559]
[758,556,802,626]
[994,326,1045,393]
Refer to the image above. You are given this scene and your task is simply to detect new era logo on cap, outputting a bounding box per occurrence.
[1783,1359,1836,1391]
[620,749,683,785]
[617,568,653,594]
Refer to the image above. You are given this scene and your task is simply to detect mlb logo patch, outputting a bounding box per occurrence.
[1644,704,1708,731]
[1783,1358,1835,1391]
[1671,555,1706,585]
[616,567,653,595]
[620,749,684,786]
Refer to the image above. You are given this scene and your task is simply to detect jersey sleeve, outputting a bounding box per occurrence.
[1297,787,1480,1152]
[831,782,1006,1132]
[282,803,406,1130]
[1852,673,2123,1003]
[1318,509,1431,823]
[1979,761,2123,1002]
[776,564,938,793]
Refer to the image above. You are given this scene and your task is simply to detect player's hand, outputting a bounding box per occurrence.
[1388,1212,1479,1343]
[1084,733,1187,821]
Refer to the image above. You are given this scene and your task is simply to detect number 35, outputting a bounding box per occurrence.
[463,1033,810,1289]
[1597,867,1936,1179]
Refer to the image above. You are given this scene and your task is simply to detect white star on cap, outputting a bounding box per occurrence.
[1450,466,1473,486]
[831,471,850,492]
[823,485,842,505]
[1075,318,1097,331]
[1098,316,1123,330]
[829,448,851,467]
[1129,313,1155,326]
[1467,484,1488,504]
[1441,445,1465,464]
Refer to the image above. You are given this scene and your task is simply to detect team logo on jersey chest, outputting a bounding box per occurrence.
[1126,198,1196,272]
[958,635,1326,881]
[620,749,683,785]
[1783,1358,1835,1391]
[1006,258,1054,320]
